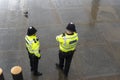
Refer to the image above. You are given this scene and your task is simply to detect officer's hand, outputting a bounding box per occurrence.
[38,56,41,59]
[39,50,41,53]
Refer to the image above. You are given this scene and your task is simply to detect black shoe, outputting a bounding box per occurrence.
[31,68,33,72]
[24,11,28,18]
[34,72,42,76]
[64,71,68,77]
[24,14,28,18]
[24,11,28,15]
[56,63,63,70]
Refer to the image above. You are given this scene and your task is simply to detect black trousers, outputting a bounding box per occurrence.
[58,50,74,76]
[27,50,39,73]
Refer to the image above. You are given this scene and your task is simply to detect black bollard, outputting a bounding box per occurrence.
[11,66,24,80]
[0,68,4,80]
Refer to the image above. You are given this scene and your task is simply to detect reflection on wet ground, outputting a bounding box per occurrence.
[89,0,100,26]
[0,0,120,80]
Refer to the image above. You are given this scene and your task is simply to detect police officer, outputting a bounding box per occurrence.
[56,22,79,77]
[25,26,42,76]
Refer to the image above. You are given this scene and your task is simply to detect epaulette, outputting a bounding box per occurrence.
[33,39,36,43]
[62,33,65,37]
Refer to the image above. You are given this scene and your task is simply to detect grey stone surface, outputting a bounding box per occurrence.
[0,0,120,80]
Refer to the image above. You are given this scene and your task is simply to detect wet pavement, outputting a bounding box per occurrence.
[0,0,120,80]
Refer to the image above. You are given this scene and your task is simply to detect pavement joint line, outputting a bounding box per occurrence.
[0,50,26,52]
[0,27,27,29]
[0,28,15,29]
[85,72,120,79]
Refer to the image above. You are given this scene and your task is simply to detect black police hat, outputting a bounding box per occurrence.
[66,22,76,32]
[27,26,37,36]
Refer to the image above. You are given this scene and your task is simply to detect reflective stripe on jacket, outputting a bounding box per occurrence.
[56,32,78,52]
[25,35,41,57]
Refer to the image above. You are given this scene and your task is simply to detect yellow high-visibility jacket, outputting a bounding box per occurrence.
[25,35,41,58]
[56,32,79,52]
